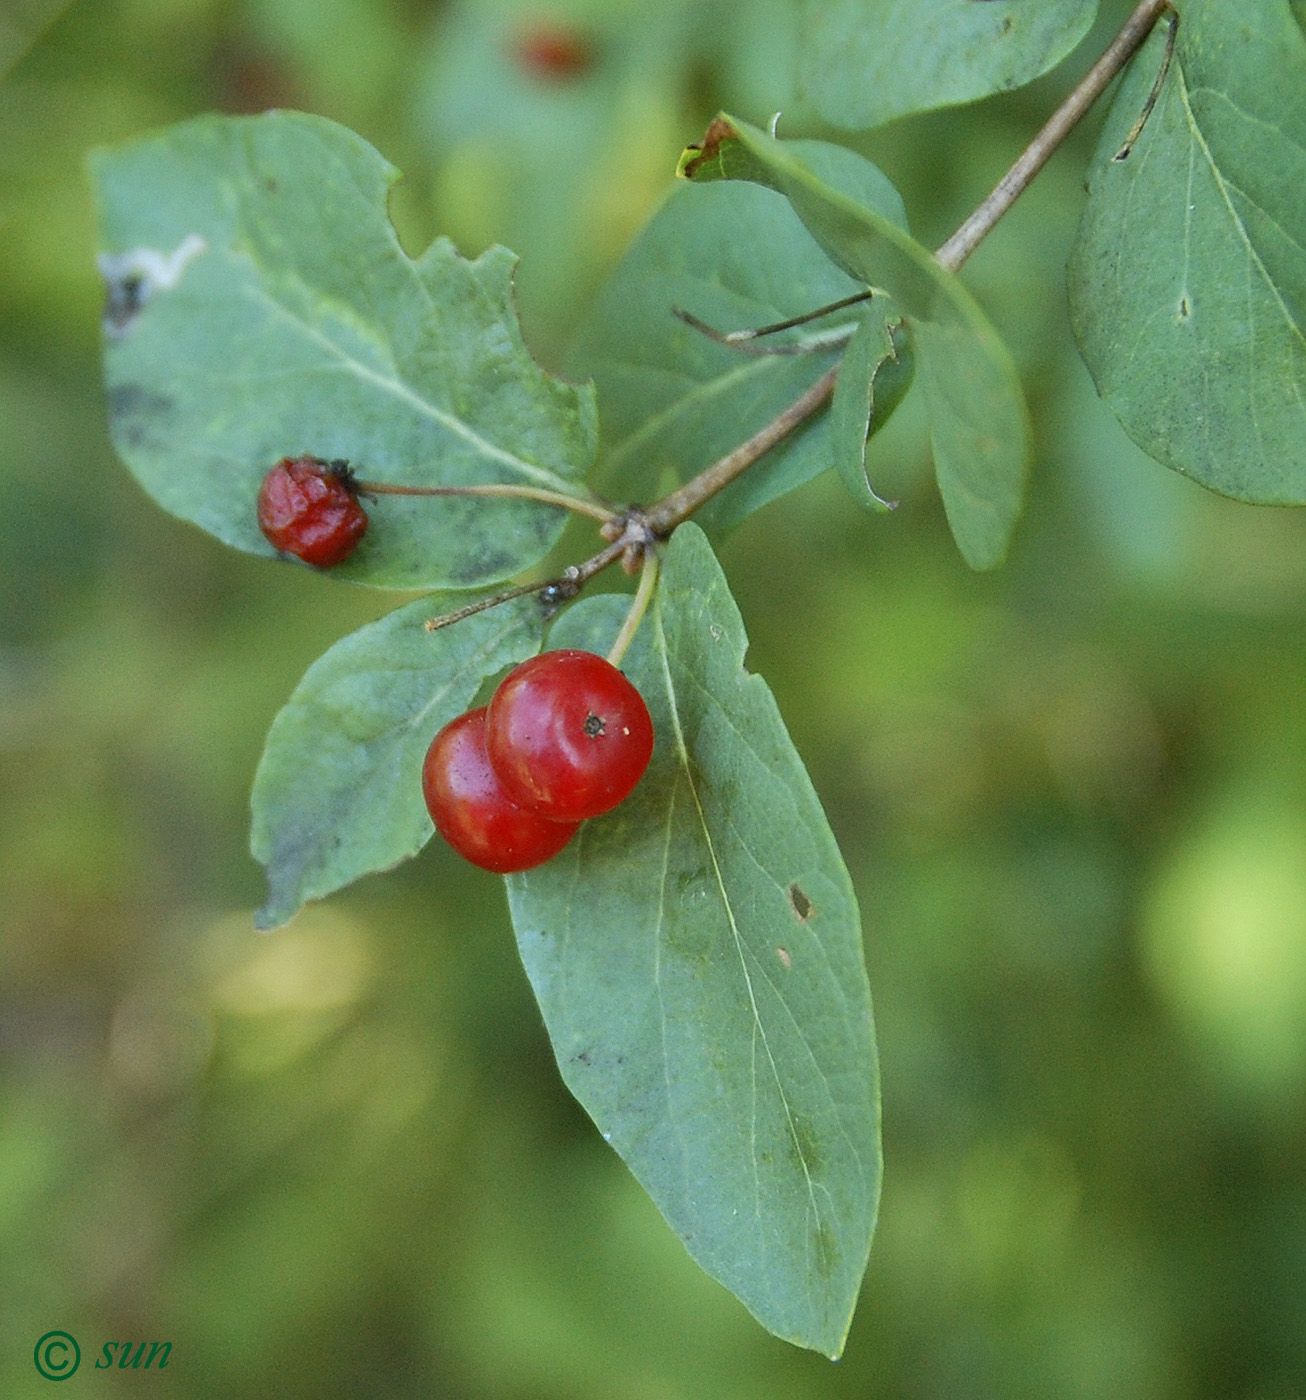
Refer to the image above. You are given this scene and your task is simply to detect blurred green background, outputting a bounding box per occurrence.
[4,0,1306,1395]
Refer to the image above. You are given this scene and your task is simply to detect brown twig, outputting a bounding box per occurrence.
[935,0,1173,272]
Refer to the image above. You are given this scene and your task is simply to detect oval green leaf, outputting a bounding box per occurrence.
[90,111,597,589]
[799,0,1097,130]
[252,591,546,929]
[1069,0,1306,502]
[507,524,880,1358]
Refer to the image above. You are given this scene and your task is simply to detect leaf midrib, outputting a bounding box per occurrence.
[242,276,582,495]
[651,596,827,1280]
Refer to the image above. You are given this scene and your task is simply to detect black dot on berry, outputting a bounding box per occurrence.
[583,713,605,738]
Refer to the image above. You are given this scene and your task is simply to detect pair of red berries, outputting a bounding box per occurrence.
[257,456,367,567]
[423,650,655,873]
[256,460,654,871]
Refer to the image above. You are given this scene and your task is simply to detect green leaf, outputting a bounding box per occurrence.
[251,591,546,929]
[798,0,1097,130]
[569,143,908,533]
[507,524,880,1358]
[1069,1,1306,503]
[686,117,1031,569]
[831,315,914,511]
[90,111,597,590]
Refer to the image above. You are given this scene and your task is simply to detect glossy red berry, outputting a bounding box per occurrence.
[422,707,580,873]
[257,456,367,567]
[486,649,654,823]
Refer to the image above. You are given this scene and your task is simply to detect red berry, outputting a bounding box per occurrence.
[512,25,595,81]
[422,707,580,873]
[257,456,367,567]
[486,649,654,823]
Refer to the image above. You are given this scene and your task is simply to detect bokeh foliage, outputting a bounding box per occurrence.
[4,0,1306,1396]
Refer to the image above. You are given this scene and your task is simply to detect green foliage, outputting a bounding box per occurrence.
[59,0,1306,1377]
[685,117,1030,568]
[508,525,878,1359]
[1070,0,1306,502]
[569,143,909,532]
[91,111,597,590]
[798,0,1098,129]
[251,592,546,930]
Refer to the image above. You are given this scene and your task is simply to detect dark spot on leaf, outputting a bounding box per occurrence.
[266,177,278,193]
[572,1049,592,1067]
[103,273,146,335]
[583,712,605,738]
[1000,16,1013,34]
[107,384,175,446]
[1178,296,1191,319]
[788,882,813,922]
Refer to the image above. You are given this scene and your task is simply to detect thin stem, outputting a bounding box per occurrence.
[642,366,839,534]
[423,579,549,632]
[606,548,660,668]
[1113,6,1178,161]
[354,479,616,525]
[674,290,874,347]
[934,0,1172,272]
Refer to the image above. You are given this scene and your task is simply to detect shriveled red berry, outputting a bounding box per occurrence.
[486,649,654,823]
[257,456,367,567]
[422,707,580,873]
[512,24,595,81]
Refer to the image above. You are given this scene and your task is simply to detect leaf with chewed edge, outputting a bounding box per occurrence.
[252,592,545,929]
[507,524,880,1357]
[91,110,597,590]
